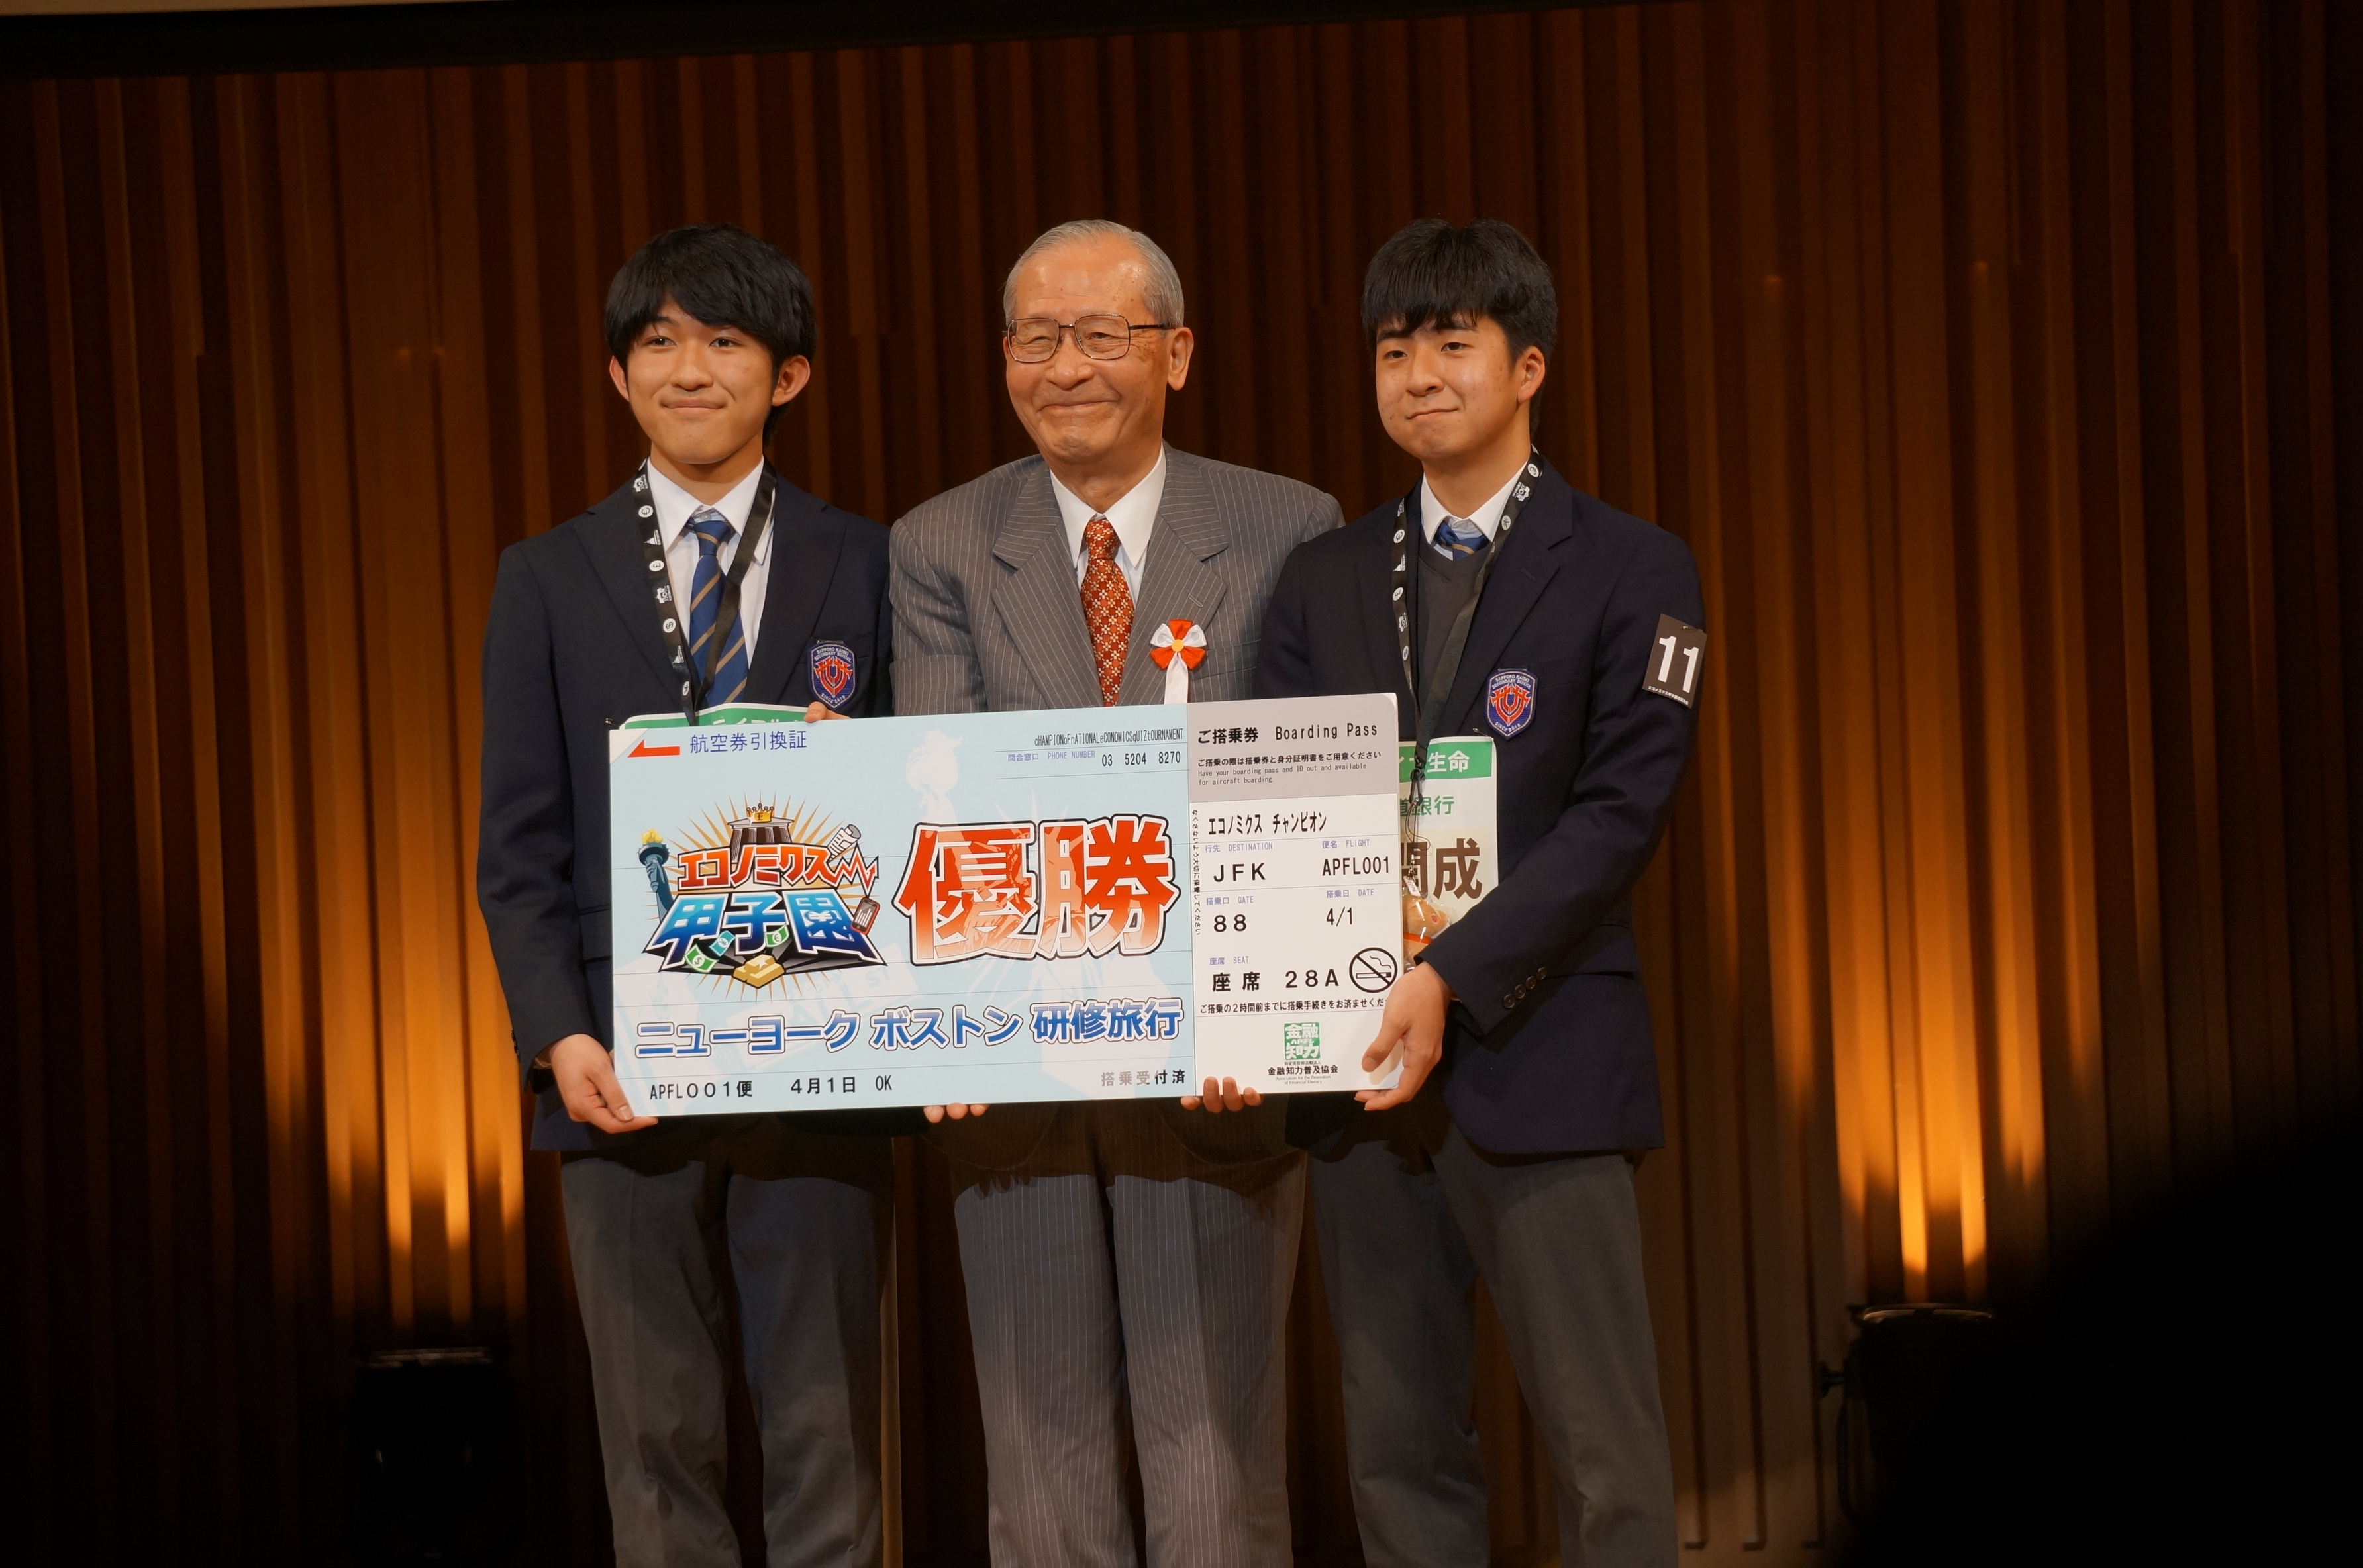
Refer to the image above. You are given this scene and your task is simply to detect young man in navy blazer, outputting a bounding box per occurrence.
[1257,219,1703,1567]
[476,226,895,1567]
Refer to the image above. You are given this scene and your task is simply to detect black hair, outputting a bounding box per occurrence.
[1361,219,1558,420]
[603,224,816,436]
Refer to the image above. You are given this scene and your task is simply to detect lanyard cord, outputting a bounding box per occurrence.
[1394,450,1542,805]
[633,461,778,724]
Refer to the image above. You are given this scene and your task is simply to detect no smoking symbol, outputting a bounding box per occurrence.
[1349,947,1399,993]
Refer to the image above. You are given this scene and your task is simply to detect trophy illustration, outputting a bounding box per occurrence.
[729,805,790,858]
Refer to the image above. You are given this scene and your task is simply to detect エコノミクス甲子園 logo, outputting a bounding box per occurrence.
[639,806,885,987]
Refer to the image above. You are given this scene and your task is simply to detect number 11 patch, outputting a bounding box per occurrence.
[1642,615,1707,706]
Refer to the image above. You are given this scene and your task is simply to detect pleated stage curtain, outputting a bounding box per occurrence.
[1,2,2356,1563]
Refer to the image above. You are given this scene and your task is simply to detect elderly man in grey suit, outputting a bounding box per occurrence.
[890,219,1340,1566]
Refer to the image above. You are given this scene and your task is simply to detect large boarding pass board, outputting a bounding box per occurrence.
[607,693,1423,1114]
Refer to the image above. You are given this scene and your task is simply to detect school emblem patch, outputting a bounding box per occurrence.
[1485,668,1537,738]
[808,641,856,709]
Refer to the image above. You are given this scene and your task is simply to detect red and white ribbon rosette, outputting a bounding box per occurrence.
[1149,618,1207,703]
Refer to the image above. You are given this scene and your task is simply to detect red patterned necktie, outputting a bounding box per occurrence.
[1080,516,1132,706]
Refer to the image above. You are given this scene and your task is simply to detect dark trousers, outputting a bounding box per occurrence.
[1310,1104,1676,1568]
[937,1101,1306,1568]
[560,1116,892,1568]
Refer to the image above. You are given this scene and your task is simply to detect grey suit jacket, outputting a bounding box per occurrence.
[890,446,1338,714]
[890,444,1342,1168]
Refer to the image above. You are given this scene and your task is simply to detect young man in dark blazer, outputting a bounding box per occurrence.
[1257,219,1703,1567]
[476,226,895,1567]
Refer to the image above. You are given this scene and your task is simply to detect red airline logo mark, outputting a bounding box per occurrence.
[627,736,681,758]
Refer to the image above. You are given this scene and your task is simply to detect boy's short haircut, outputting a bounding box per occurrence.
[1361,218,1558,393]
[604,224,817,436]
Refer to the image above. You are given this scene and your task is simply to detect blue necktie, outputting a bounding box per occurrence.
[685,508,750,708]
[1434,515,1489,560]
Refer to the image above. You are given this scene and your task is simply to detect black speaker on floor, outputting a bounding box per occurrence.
[347,1348,525,1566]
[1824,1304,1996,1523]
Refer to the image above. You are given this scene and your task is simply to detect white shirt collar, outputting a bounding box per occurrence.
[1050,447,1168,580]
[1417,465,1525,544]
[644,460,771,558]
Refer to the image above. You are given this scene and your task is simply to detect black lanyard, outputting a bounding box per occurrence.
[1395,449,1541,802]
[634,461,777,724]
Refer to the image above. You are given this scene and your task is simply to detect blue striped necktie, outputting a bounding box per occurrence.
[685,507,750,707]
[1434,514,1489,560]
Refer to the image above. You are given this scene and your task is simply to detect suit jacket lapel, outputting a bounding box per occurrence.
[1119,450,1230,705]
[572,479,683,693]
[1438,464,1573,734]
[991,464,1106,710]
[743,473,846,705]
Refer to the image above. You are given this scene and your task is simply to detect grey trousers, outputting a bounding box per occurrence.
[939,1101,1307,1568]
[560,1116,892,1568]
[1310,1108,1676,1568]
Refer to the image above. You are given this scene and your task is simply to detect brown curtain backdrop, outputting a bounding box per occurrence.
[3,1,2357,1564]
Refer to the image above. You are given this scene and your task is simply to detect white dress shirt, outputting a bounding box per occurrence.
[1049,446,1168,597]
[644,460,775,658]
[1417,465,1525,546]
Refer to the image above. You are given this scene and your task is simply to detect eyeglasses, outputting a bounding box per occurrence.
[1005,314,1176,364]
